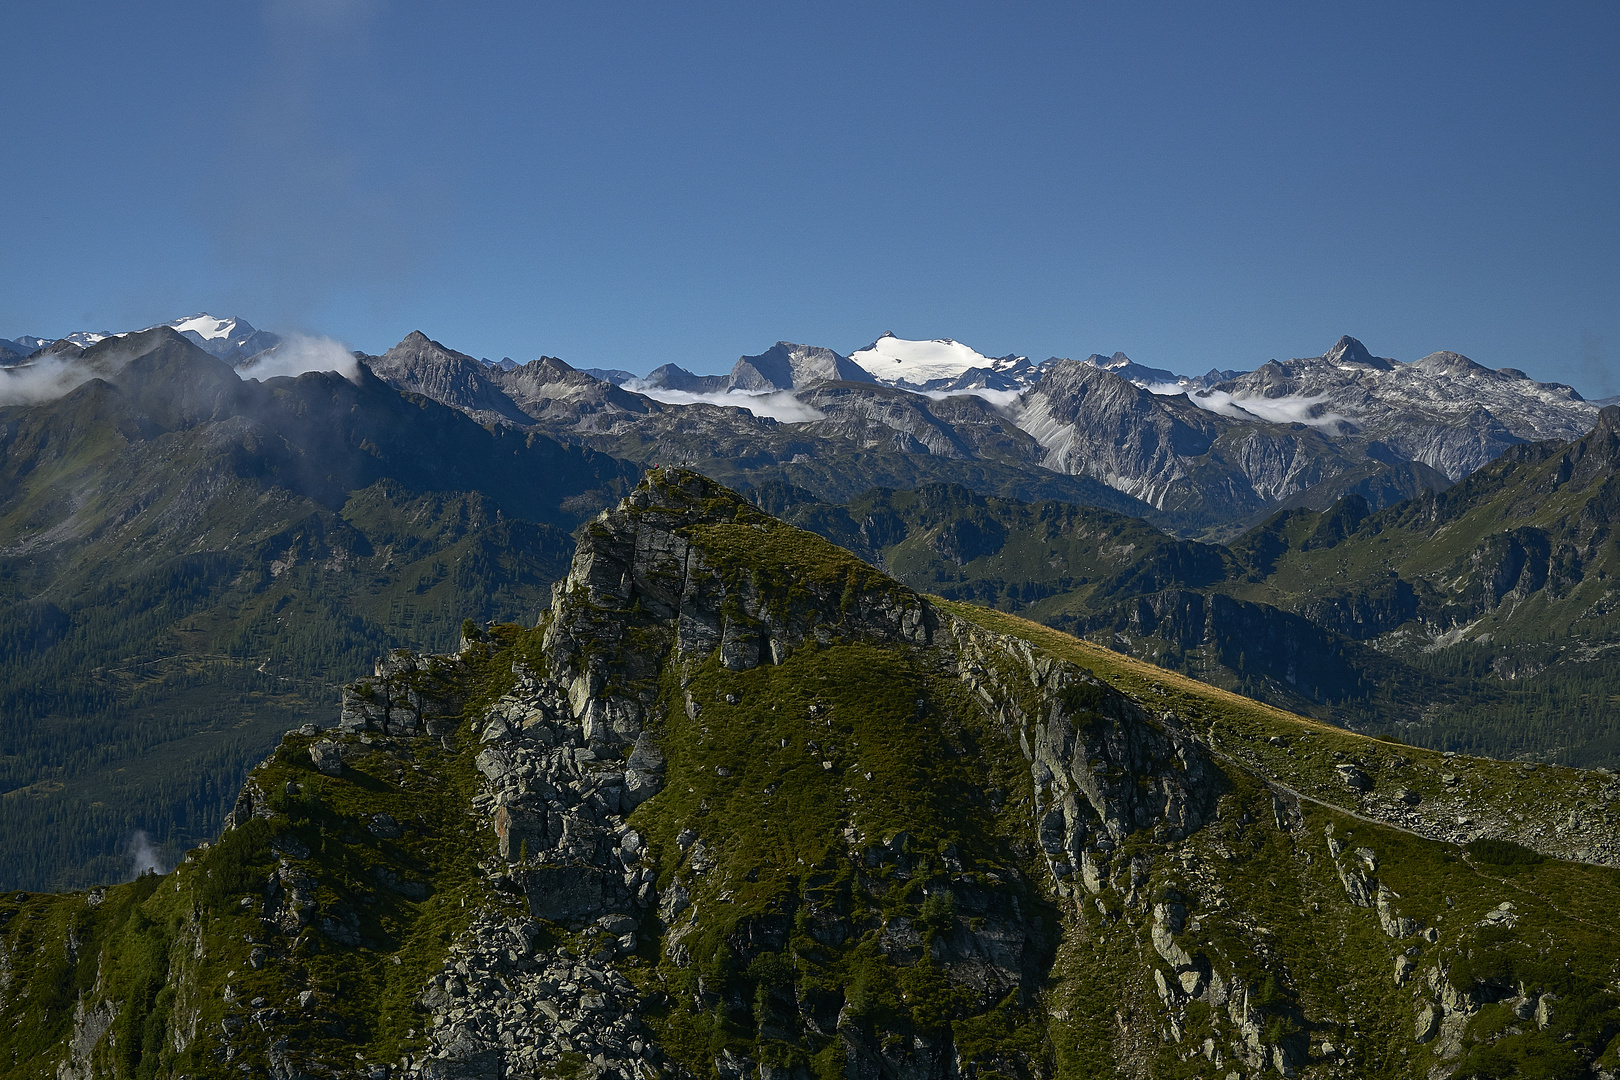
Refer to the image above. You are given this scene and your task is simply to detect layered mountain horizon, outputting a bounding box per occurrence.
[2,319,1615,899]
[7,315,1602,537]
[343,327,1597,538]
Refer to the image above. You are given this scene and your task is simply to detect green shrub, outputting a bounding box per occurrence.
[198,819,273,909]
[1056,682,1108,717]
[915,891,957,938]
[1466,839,1546,867]
[745,951,794,990]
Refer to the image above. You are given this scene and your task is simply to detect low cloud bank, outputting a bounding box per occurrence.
[0,331,360,406]
[0,352,99,406]
[922,387,1024,412]
[629,385,827,423]
[1193,389,1350,429]
[236,333,361,383]
[1143,381,1351,430]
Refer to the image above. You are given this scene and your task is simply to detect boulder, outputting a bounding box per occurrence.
[309,740,344,776]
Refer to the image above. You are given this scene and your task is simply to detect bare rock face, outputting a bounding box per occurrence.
[947,616,1218,904]
[494,354,659,431]
[308,740,344,776]
[1012,334,1599,521]
[1203,335,1596,481]
[365,331,535,427]
[727,341,875,391]
[540,469,937,709]
[338,648,466,738]
[1019,360,1224,507]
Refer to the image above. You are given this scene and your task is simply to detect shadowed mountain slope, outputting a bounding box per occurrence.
[0,328,641,889]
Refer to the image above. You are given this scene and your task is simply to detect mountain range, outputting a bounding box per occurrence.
[347,328,1596,539]
[3,315,282,365]
[0,316,1612,895]
[11,318,1595,540]
[750,403,1620,766]
[2,313,1620,1077]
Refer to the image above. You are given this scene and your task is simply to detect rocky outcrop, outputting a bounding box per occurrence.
[947,616,1217,891]
[1017,361,1224,509]
[540,470,934,701]
[727,342,875,391]
[409,659,662,1080]
[366,331,537,427]
[412,907,655,1080]
[1205,336,1595,481]
[798,382,1048,466]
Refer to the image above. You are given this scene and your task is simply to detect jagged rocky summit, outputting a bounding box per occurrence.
[6,468,1620,1080]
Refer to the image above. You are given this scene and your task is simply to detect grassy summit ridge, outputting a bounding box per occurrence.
[0,469,1615,1079]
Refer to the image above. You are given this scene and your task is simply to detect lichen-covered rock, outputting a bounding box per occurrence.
[309,739,344,776]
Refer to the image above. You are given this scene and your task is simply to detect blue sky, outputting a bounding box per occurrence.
[2,1,1616,390]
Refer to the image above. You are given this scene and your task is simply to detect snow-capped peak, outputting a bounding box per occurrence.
[162,314,252,341]
[155,314,279,361]
[849,332,1028,389]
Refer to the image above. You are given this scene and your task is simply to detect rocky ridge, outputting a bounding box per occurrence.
[359,329,1601,537]
[1204,336,1596,481]
[3,470,1618,1080]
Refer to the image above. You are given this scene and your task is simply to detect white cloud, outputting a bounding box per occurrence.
[1188,388,1351,429]
[631,386,827,424]
[921,387,1025,412]
[235,333,360,383]
[127,829,168,877]
[0,354,99,406]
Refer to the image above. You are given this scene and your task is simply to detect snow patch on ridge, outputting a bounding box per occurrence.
[166,314,243,341]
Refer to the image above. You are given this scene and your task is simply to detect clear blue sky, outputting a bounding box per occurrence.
[2,1,1616,390]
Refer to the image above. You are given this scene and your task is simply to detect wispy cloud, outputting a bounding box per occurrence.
[1188,388,1351,429]
[126,830,168,877]
[1144,379,1352,429]
[236,332,360,382]
[921,387,1024,412]
[202,0,438,322]
[1579,329,1613,400]
[0,353,99,406]
[631,386,826,423]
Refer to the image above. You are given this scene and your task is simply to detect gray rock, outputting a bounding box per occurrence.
[309,740,344,776]
[1336,764,1372,791]
[1414,1004,1439,1043]
[521,865,632,928]
[368,813,403,839]
[1394,954,1415,986]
